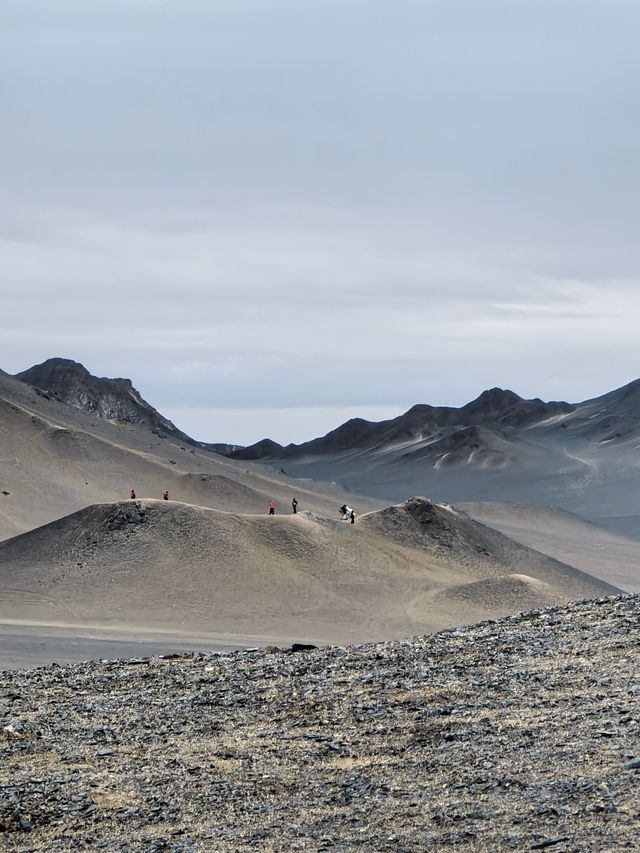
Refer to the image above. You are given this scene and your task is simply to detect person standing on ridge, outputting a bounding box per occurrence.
[292,498,298,514]
[163,490,169,501]
[268,500,276,515]
[130,489,136,500]
[350,509,356,524]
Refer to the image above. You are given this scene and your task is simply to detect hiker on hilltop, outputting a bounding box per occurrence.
[292,498,298,514]
[130,489,136,500]
[350,509,355,524]
[268,500,276,515]
[163,490,169,501]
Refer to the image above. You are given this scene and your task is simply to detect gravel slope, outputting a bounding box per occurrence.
[2,594,640,851]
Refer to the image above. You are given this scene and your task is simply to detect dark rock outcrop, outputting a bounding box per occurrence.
[14,358,196,446]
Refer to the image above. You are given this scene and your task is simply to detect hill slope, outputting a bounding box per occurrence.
[457,501,640,593]
[0,498,618,648]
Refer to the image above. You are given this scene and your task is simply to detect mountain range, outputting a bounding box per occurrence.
[231,380,640,521]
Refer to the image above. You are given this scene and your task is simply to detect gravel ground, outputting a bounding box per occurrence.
[2,594,640,851]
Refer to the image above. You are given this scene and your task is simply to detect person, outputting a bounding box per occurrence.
[292,498,298,514]
[268,500,276,515]
[130,489,136,500]
[350,509,356,524]
[163,490,169,501]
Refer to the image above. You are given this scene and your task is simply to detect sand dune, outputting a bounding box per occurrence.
[0,497,618,656]
[458,500,640,592]
[434,574,559,618]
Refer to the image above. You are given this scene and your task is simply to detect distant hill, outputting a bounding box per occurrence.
[231,381,640,517]
[0,497,618,645]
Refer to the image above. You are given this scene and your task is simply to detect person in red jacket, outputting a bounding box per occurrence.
[268,500,275,515]
[163,490,169,501]
[130,489,136,500]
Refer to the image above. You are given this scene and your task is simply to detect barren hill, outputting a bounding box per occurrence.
[1,594,639,851]
[0,498,618,653]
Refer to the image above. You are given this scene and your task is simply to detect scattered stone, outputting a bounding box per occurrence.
[0,595,639,851]
[530,838,570,850]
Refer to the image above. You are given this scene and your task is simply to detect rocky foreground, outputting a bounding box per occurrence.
[2,596,640,852]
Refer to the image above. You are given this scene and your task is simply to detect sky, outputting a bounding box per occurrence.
[1,0,639,445]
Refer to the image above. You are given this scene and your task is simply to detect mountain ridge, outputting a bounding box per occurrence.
[229,379,640,516]
[231,387,575,459]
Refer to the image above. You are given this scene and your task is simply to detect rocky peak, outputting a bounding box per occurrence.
[231,438,284,460]
[13,357,194,445]
[462,387,522,415]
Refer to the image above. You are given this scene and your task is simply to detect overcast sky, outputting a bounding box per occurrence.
[1,1,639,444]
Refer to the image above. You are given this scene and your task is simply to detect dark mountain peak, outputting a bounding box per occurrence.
[325,416,374,438]
[290,417,382,454]
[460,388,573,429]
[16,357,135,392]
[402,403,435,417]
[231,438,284,460]
[464,387,522,412]
[20,357,89,380]
[13,357,195,446]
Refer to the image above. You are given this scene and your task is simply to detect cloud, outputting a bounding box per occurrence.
[1,1,639,441]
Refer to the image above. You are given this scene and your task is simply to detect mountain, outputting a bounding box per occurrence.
[234,388,572,459]
[14,357,197,446]
[231,381,640,517]
[0,497,618,652]
[0,364,375,541]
